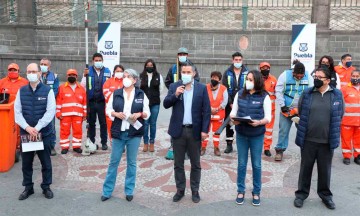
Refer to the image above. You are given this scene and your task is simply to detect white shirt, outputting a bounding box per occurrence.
[230,92,272,123]
[147,73,164,92]
[14,85,56,132]
[106,88,150,131]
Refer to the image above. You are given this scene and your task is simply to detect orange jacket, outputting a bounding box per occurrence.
[0,76,28,102]
[335,65,356,87]
[341,84,360,126]
[103,77,123,103]
[56,82,87,118]
[207,83,226,120]
[264,74,277,111]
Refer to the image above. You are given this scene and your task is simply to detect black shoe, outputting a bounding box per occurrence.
[343,158,350,165]
[354,155,360,165]
[126,195,133,202]
[73,148,82,154]
[322,199,336,210]
[102,144,108,150]
[101,196,109,202]
[50,148,57,156]
[192,191,200,203]
[294,198,304,208]
[61,149,68,154]
[173,190,185,202]
[264,150,272,157]
[18,188,34,200]
[224,143,233,154]
[42,188,54,199]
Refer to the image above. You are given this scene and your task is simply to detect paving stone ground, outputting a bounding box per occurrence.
[1,93,360,216]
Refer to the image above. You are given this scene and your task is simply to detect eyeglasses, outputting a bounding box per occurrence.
[26,70,38,74]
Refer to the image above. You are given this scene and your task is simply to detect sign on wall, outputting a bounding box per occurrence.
[97,22,121,72]
[291,24,316,73]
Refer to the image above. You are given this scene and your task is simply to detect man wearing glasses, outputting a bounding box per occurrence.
[14,63,56,200]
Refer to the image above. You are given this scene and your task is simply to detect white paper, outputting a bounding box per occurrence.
[22,141,44,152]
[291,116,300,124]
[132,120,142,130]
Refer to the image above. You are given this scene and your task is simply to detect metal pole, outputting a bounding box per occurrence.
[242,0,248,30]
[85,1,89,68]
[97,0,103,22]
[9,0,16,22]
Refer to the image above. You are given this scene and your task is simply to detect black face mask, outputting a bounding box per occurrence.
[146,67,154,73]
[68,76,76,84]
[314,79,324,88]
[261,69,270,77]
[320,64,330,68]
[351,78,360,85]
[211,79,219,87]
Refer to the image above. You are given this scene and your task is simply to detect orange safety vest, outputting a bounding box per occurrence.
[264,74,277,111]
[0,76,28,102]
[103,77,123,103]
[56,82,87,118]
[335,65,356,88]
[206,83,226,120]
[341,84,360,126]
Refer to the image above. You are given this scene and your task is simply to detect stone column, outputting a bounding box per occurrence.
[17,0,35,24]
[165,0,179,27]
[311,0,331,29]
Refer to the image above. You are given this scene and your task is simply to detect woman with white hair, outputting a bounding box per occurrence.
[101,69,150,202]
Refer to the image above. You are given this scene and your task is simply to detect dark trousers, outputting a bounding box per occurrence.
[295,141,334,201]
[173,127,201,191]
[225,103,234,141]
[89,100,108,145]
[21,135,52,190]
[50,117,56,148]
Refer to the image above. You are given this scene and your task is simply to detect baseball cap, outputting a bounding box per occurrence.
[259,62,271,69]
[177,47,189,54]
[8,63,19,70]
[66,69,78,76]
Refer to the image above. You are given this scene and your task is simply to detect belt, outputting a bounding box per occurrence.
[182,124,193,128]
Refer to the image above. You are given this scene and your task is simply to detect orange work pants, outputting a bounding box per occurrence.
[202,119,222,148]
[341,125,360,159]
[59,116,83,150]
[264,110,275,150]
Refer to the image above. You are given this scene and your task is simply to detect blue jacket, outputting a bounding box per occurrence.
[283,69,310,107]
[111,88,145,138]
[163,80,211,141]
[295,87,344,149]
[87,66,111,100]
[41,71,59,97]
[19,82,53,137]
[222,65,249,104]
[235,89,267,137]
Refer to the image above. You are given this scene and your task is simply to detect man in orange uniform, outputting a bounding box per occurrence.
[201,71,228,156]
[56,69,87,154]
[259,62,277,157]
[341,70,360,165]
[0,63,28,102]
[102,65,124,140]
[335,54,356,88]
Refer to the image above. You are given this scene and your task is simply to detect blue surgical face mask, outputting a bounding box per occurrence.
[94,61,103,69]
[345,61,352,68]
[234,62,242,69]
[181,73,192,84]
[179,56,187,63]
[40,65,48,73]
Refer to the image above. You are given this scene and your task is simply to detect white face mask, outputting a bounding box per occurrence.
[123,77,133,88]
[40,65,48,73]
[179,56,187,63]
[181,74,193,85]
[245,80,254,90]
[27,73,39,83]
[114,72,123,79]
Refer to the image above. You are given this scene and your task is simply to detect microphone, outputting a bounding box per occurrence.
[179,80,185,100]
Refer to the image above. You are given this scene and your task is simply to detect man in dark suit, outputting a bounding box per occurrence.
[163,63,211,203]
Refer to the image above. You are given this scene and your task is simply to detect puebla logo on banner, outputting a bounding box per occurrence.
[291,24,316,72]
[97,22,121,71]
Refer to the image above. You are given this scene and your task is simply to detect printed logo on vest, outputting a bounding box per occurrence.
[65,94,72,97]
[333,101,340,106]
[38,97,46,100]
[349,94,355,97]
[104,72,111,77]
[135,98,143,103]
[252,101,261,104]
[300,80,308,85]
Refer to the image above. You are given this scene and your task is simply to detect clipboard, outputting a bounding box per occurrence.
[232,116,254,123]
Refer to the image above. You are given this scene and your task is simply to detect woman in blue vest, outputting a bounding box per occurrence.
[101,69,150,202]
[230,70,271,206]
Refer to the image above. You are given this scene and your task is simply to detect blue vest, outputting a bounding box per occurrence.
[295,87,344,149]
[111,88,145,139]
[235,89,266,137]
[225,65,249,96]
[87,66,111,101]
[42,71,58,96]
[19,82,53,137]
[283,69,310,107]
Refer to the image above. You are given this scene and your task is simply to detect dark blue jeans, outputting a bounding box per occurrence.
[51,117,56,148]
[236,132,264,195]
[143,104,160,144]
